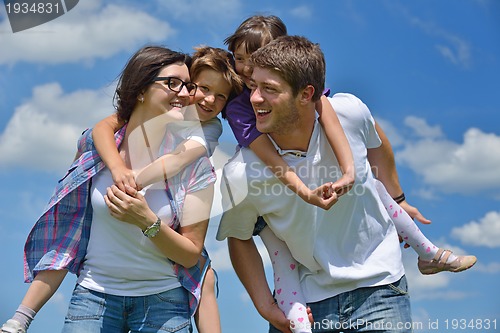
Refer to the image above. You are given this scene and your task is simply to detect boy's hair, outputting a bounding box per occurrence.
[114,46,191,122]
[190,46,244,119]
[251,35,325,102]
[224,15,287,55]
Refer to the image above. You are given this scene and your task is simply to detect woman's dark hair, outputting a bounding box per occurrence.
[224,15,287,54]
[114,46,191,122]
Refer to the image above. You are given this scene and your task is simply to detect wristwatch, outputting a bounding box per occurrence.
[142,216,162,238]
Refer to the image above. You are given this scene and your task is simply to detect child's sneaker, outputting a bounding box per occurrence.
[1,319,26,333]
[418,248,477,275]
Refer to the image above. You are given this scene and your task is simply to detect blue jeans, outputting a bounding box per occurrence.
[270,276,412,333]
[62,284,192,333]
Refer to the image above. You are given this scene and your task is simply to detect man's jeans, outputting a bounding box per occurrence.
[62,284,192,333]
[270,276,412,333]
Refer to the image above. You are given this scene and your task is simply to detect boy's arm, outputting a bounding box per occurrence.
[316,95,355,197]
[92,114,134,191]
[135,139,207,189]
[249,135,338,210]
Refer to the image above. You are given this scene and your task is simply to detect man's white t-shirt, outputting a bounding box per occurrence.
[217,93,405,303]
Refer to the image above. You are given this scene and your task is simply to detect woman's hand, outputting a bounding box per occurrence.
[104,184,156,230]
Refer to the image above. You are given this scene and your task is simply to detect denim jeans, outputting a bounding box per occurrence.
[62,284,192,333]
[269,276,412,333]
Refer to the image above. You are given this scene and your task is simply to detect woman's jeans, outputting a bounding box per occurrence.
[62,284,192,333]
[270,276,412,333]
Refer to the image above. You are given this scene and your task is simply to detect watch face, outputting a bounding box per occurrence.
[143,218,161,238]
[145,225,159,237]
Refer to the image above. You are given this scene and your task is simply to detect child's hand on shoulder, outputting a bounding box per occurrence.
[110,165,137,192]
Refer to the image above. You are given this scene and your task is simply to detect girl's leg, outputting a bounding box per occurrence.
[2,270,67,332]
[374,179,476,274]
[194,266,221,333]
[259,226,312,333]
[374,179,440,261]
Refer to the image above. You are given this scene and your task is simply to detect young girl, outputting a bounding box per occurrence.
[222,15,477,333]
[1,46,243,333]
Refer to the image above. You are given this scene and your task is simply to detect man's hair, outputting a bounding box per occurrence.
[190,46,244,119]
[224,15,287,54]
[250,35,325,102]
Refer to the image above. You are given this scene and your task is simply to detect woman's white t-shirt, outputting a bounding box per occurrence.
[78,169,180,296]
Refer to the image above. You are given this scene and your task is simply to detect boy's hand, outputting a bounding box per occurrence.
[110,165,137,192]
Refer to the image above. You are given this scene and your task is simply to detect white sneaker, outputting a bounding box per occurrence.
[1,320,26,333]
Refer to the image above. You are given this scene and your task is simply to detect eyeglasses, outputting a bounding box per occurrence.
[153,77,198,96]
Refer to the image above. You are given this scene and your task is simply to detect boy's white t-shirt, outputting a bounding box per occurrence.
[217,93,405,302]
[181,105,222,156]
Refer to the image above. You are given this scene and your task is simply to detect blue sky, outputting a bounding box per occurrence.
[1,0,499,332]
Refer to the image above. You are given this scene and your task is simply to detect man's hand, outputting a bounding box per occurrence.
[399,200,431,225]
[263,302,293,333]
[398,200,431,248]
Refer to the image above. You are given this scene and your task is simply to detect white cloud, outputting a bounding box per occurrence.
[375,118,406,147]
[397,117,500,194]
[433,35,471,68]
[451,211,500,248]
[0,0,174,65]
[472,261,500,273]
[404,116,444,139]
[0,82,113,173]
[386,2,472,68]
[289,6,313,20]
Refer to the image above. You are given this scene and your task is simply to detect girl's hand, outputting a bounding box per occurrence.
[104,184,156,230]
[109,165,138,191]
[303,183,339,210]
[330,174,354,198]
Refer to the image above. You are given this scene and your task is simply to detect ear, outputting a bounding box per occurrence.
[137,93,145,103]
[297,85,315,105]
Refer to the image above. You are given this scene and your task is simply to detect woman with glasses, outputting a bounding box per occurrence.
[2,46,215,333]
[87,45,244,333]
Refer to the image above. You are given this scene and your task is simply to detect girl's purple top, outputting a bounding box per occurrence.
[225,87,262,147]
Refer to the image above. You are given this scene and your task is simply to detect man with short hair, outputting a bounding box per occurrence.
[217,35,413,332]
